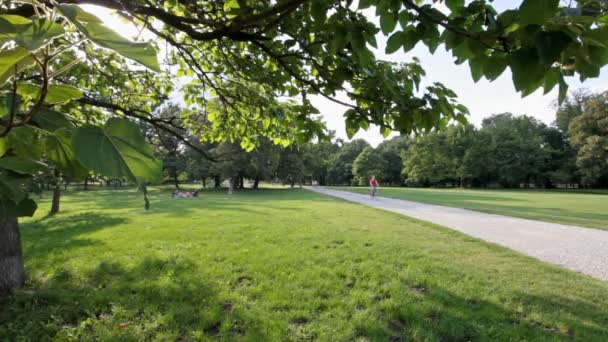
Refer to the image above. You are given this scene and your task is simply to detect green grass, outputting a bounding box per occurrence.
[332,186,608,230]
[1,188,608,341]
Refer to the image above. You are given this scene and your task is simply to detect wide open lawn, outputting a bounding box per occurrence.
[332,186,608,230]
[1,188,607,340]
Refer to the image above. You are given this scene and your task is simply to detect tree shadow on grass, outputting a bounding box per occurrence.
[22,212,129,262]
[0,256,268,341]
[2,256,607,340]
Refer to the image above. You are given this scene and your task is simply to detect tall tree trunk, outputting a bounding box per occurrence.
[214,176,221,188]
[228,177,235,194]
[83,177,88,191]
[238,175,245,189]
[253,179,259,189]
[173,173,180,190]
[202,178,206,188]
[0,217,25,294]
[50,170,61,215]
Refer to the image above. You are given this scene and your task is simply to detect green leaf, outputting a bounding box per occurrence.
[46,128,88,180]
[16,83,82,104]
[7,126,42,160]
[72,118,162,183]
[330,26,347,54]
[358,0,374,10]
[510,48,546,96]
[534,31,572,64]
[482,56,507,81]
[445,0,465,14]
[46,84,83,104]
[0,156,48,174]
[310,0,326,22]
[57,4,103,23]
[0,47,36,86]
[380,13,397,35]
[0,171,28,204]
[0,196,37,219]
[31,109,74,132]
[519,0,559,27]
[385,32,403,54]
[543,67,560,94]
[68,21,160,72]
[14,18,65,51]
[0,15,30,42]
[0,138,6,157]
[381,126,391,138]
[468,57,484,83]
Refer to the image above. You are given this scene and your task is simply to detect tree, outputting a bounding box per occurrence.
[327,139,369,185]
[149,104,188,189]
[481,114,547,187]
[569,92,608,187]
[2,0,608,292]
[210,142,251,194]
[302,136,340,185]
[461,130,497,187]
[277,145,306,187]
[353,146,387,185]
[403,131,453,186]
[377,136,409,185]
[555,89,593,132]
[247,139,281,189]
[539,126,579,188]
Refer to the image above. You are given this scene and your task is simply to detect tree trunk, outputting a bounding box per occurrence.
[0,217,26,294]
[50,170,61,215]
[83,177,88,191]
[238,175,245,189]
[253,179,259,189]
[173,173,180,190]
[214,176,221,188]
[50,185,60,215]
[228,177,235,194]
[202,178,206,188]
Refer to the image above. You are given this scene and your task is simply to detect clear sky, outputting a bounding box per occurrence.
[86,2,608,147]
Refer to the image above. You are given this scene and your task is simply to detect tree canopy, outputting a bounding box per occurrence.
[1,0,608,219]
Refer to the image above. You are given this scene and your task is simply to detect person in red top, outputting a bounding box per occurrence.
[369,175,379,198]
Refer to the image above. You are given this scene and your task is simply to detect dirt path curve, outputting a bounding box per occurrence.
[307,187,608,281]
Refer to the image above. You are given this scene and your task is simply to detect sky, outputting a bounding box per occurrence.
[86,1,608,147]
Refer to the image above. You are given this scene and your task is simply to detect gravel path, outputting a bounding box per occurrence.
[307,187,608,281]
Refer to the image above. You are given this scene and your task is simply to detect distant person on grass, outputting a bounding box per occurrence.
[369,176,379,199]
[171,189,200,199]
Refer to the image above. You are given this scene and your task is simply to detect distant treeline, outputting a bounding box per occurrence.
[150,90,607,189]
[313,90,607,188]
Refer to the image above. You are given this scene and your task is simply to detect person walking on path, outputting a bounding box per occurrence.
[369,176,379,198]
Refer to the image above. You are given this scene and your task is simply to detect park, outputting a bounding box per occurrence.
[1,0,608,341]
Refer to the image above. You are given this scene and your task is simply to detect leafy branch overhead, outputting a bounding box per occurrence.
[0,0,607,218]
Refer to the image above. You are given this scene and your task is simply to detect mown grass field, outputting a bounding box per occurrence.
[332,186,608,230]
[1,188,607,341]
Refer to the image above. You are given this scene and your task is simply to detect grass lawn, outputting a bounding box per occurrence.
[1,188,608,341]
[331,186,608,230]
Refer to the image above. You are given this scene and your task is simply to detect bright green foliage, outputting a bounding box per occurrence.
[554,89,592,132]
[301,137,340,185]
[277,145,306,187]
[327,139,369,185]
[72,118,162,184]
[377,136,410,185]
[334,187,608,230]
[0,3,163,217]
[568,93,608,186]
[2,0,608,215]
[353,146,387,185]
[1,189,607,339]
